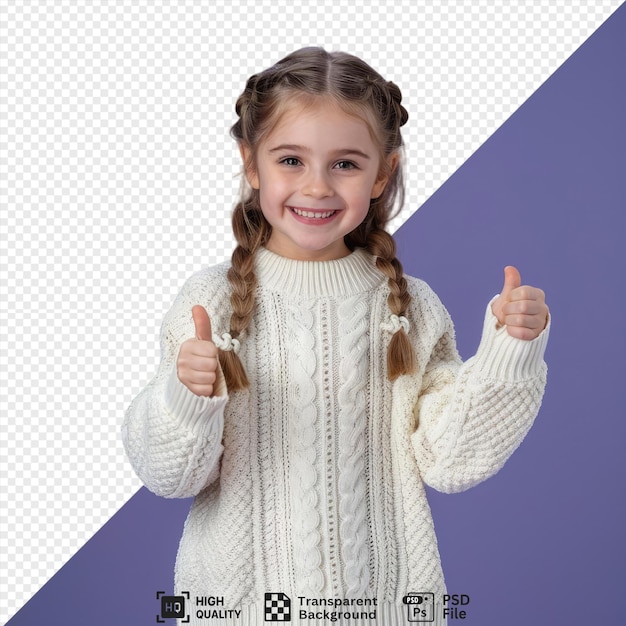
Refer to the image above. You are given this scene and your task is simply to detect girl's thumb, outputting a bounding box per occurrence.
[192,305,212,342]
[500,265,521,297]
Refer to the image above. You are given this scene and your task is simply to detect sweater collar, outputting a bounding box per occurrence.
[254,246,385,298]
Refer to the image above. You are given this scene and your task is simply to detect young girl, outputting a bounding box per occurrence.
[123,47,549,625]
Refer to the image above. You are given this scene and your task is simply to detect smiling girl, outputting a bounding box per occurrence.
[123,47,549,625]
[240,101,394,261]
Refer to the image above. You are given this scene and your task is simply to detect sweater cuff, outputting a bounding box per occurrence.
[471,296,550,381]
[164,367,228,436]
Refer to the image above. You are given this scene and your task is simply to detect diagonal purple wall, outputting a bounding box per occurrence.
[395,4,626,625]
[8,4,626,625]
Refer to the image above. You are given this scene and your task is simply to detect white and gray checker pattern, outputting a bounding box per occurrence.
[264,593,292,622]
[2,0,622,621]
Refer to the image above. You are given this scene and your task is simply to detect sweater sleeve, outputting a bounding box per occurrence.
[121,271,229,499]
[411,295,549,494]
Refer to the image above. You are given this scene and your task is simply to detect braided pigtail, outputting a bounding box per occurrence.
[338,69,414,380]
[218,201,271,391]
[362,225,417,380]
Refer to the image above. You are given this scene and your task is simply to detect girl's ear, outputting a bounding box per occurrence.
[371,152,399,199]
[239,143,260,189]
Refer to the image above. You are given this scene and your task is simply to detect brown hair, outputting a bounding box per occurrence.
[220,47,416,390]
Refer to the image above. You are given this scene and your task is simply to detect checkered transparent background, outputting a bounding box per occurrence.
[2,0,622,621]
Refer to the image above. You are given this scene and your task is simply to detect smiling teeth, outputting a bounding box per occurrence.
[292,208,336,219]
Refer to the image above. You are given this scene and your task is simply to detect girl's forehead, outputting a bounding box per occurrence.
[264,98,377,147]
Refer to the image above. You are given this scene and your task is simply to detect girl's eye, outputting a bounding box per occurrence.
[280,157,301,167]
[334,160,357,170]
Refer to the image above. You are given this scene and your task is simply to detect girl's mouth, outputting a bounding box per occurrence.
[290,207,337,219]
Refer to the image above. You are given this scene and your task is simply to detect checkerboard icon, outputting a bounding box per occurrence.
[264,592,291,622]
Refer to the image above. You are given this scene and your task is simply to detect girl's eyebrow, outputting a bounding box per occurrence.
[268,143,371,160]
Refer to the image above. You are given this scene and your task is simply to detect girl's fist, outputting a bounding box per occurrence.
[491,266,549,341]
[176,305,219,396]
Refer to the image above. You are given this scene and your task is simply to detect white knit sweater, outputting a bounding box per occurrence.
[122,247,549,626]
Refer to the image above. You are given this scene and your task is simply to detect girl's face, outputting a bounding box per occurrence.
[242,100,394,261]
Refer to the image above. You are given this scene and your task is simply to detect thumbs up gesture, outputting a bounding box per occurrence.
[491,266,549,341]
[176,305,220,397]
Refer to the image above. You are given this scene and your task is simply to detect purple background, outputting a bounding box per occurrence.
[395,5,626,624]
[7,5,626,625]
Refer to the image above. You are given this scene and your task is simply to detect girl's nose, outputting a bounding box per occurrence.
[302,169,334,199]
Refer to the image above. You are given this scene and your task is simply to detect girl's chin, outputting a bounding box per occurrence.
[265,238,350,261]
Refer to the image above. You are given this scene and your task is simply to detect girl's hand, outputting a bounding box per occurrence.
[176,305,219,397]
[491,266,549,341]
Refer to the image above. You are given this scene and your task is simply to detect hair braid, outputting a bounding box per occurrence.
[218,201,271,390]
[364,225,417,380]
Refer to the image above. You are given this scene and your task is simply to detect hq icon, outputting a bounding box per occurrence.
[156,591,190,623]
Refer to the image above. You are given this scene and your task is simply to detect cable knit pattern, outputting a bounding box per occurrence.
[287,301,324,595]
[253,304,283,591]
[122,247,549,626]
[337,296,371,596]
